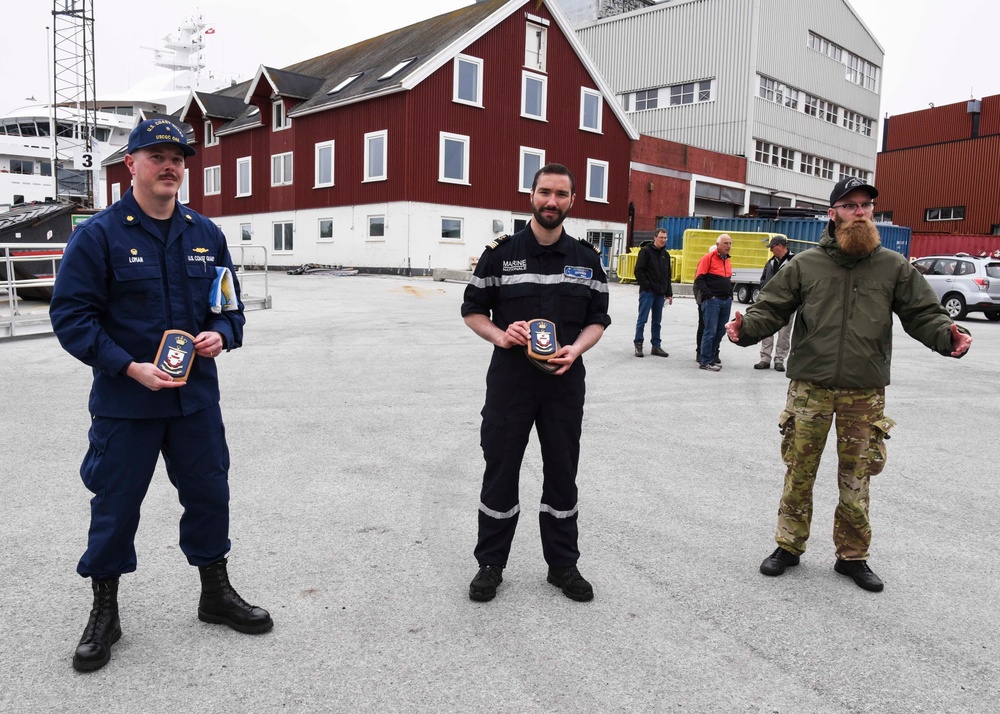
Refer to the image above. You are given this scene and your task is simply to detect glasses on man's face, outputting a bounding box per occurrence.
[833,201,876,212]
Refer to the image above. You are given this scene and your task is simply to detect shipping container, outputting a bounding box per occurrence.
[910,234,1000,259]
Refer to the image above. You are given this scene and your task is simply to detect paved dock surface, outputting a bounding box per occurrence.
[2,273,998,713]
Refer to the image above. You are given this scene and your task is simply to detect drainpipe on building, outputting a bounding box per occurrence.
[627,201,634,248]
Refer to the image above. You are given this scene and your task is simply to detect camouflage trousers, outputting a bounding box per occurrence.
[774,380,895,560]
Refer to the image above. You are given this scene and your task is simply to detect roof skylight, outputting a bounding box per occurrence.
[377,57,417,81]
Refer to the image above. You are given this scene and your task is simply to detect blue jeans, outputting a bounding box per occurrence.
[699,296,732,365]
[634,291,665,346]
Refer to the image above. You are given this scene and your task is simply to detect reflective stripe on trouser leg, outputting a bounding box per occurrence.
[775,381,834,556]
[832,388,886,560]
[162,403,232,567]
[536,397,583,568]
[78,416,164,579]
[474,403,534,566]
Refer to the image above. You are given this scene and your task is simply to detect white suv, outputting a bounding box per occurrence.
[912,253,1000,321]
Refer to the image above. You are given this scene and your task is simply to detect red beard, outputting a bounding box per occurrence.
[835,217,881,256]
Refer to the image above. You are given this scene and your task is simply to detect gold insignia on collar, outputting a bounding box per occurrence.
[126,215,135,222]
[193,247,209,254]
[130,248,138,255]
[185,214,193,220]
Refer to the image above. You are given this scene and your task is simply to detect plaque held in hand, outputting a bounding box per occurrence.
[155,329,197,382]
[526,318,560,374]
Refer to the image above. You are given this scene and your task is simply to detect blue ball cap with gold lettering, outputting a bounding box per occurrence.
[126,118,196,157]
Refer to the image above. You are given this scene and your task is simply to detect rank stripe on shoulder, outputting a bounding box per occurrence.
[487,234,510,250]
[579,237,601,254]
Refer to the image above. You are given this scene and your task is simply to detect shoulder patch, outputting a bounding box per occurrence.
[487,234,510,250]
[578,237,601,254]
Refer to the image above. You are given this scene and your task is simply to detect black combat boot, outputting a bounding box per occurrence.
[760,546,800,576]
[197,559,273,634]
[547,565,594,602]
[834,559,884,592]
[634,341,644,358]
[73,577,122,672]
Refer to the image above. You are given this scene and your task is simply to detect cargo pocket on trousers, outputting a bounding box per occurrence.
[778,410,796,468]
[80,416,111,494]
[480,407,506,453]
[863,416,895,477]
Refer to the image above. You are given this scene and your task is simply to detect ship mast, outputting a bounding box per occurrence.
[51,0,97,208]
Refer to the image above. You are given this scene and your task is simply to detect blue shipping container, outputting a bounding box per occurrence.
[656,216,912,258]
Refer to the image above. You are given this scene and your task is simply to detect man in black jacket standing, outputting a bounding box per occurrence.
[754,236,794,371]
[633,228,673,357]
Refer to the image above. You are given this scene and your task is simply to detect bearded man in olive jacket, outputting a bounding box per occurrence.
[725,178,972,593]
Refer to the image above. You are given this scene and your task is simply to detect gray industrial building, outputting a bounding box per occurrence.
[573,0,883,212]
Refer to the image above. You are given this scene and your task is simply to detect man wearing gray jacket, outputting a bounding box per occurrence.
[754,236,794,371]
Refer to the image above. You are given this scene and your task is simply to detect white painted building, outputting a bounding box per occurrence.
[575,0,884,210]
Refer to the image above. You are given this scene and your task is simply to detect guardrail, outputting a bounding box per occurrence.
[1,242,272,338]
[228,244,272,310]
[0,242,63,338]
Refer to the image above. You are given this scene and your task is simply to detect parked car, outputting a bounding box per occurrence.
[911,253,1000,320]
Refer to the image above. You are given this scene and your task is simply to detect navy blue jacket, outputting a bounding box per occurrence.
[50,188,244,418]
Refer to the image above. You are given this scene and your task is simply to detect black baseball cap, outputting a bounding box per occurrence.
[767,236,787,247]
[830,177,877,206]
[126,118,196,157]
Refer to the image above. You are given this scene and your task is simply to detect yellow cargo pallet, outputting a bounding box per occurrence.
[679,229,785,284]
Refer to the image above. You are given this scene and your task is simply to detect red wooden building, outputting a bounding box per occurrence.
[104,0,638,273]
[628,134,747,239]
[875,95,1000,236]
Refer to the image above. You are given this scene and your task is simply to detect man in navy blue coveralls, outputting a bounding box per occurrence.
[461,164,610,603]
[50,119,271,673]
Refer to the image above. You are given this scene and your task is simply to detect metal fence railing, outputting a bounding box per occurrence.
[1,242,273,338]
[228,244,272,310]
[0,242,63,338]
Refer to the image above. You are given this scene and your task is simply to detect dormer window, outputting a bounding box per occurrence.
[525,22,547,72]
[272,99,290,131]
[328,72,363,95]
[378,57,416,81]
[204,119,218,146]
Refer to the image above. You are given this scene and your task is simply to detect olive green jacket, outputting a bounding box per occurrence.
[735,226,968,388]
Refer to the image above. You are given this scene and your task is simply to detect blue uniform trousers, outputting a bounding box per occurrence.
[476,358,584,568]
[78,404,231,579]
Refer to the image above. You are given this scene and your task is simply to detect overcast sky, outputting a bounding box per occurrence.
[1,0,995,121]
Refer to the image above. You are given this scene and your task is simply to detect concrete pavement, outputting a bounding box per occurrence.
[2,273,998,713]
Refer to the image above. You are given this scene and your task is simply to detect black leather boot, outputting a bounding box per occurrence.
[73,577,122,672]
[198,559,273,634]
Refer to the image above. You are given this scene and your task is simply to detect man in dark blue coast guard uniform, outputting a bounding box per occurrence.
[50,119,272,673]
[461,163,611,603]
